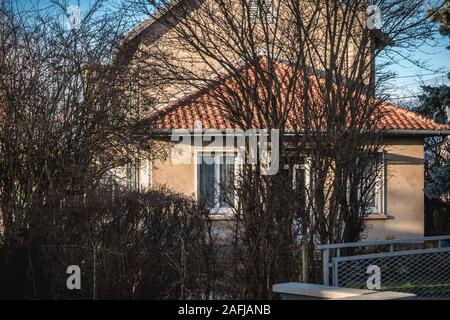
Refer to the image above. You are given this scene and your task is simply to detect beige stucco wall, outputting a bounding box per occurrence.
[151,152,196,196]
[128,0,369,107]
[363,136,425,240]
[145,136,425,241]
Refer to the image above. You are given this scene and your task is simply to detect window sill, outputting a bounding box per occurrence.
[367,213,389,220]
[208,208,235,220]
[209,213,235,221]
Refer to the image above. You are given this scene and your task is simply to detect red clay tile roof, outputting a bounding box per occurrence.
[381,103,449,131]
[147,62,450,134]
[150,91,449,133]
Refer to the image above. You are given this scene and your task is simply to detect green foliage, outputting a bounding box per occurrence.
[430,0,450,48]
[413,1,450,203]
[415,84,450,124]
[426,157,450,199]
[413,86,450,200]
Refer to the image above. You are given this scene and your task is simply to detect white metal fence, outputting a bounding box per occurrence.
[318,236,450,299]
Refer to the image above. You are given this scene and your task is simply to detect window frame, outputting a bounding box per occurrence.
[195,151,240,216]
[283,162,311,194]
[247,0,273,23]
[126,158,141,190]
[363,152,386,217]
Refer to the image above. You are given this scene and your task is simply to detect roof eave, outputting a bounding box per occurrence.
[140,128,450,137]
[122,0,182,45]
[384,129,450,137]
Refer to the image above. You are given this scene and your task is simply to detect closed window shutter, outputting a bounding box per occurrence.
[219,155,235,208]
[127,159,140,190]
[295,167,306,208]
[199,155,215,208]
[247,0,273,22]
[248,0,259,20]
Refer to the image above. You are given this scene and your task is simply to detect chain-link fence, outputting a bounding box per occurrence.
[2,238,309,299]
[319,236,450,299]
[335,249,450,298]
[24,245,143,299]
[17,243,216,300]
[10,243,254,299]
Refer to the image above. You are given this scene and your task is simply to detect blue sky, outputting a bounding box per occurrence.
[387,36,449,102]
[12,0,450,103]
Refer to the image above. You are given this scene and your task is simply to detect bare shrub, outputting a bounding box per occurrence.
[0,186,215,299]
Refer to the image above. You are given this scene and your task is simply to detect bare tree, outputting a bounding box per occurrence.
[0,0,164,246]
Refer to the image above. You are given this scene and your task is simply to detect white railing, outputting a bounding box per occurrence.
[318,235,450,298]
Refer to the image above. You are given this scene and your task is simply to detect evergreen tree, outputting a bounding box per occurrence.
[412,0,450,224]
[414,84,449,199]
[430,0,450,49]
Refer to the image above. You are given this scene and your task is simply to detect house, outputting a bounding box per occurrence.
[119,0,450,241]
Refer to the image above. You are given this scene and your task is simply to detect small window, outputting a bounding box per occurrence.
[247,0,273,22]
[129,79,141,120]
[127,159,140,190]
[282,162,309,208]
[361,153,385,214]
[198,153,235,214]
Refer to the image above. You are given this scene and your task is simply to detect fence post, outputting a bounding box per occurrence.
[93,245,96,300]
[180,218,186,299]
[332,260,339,286]
[322,248,329,286]
[301,242,309,283]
